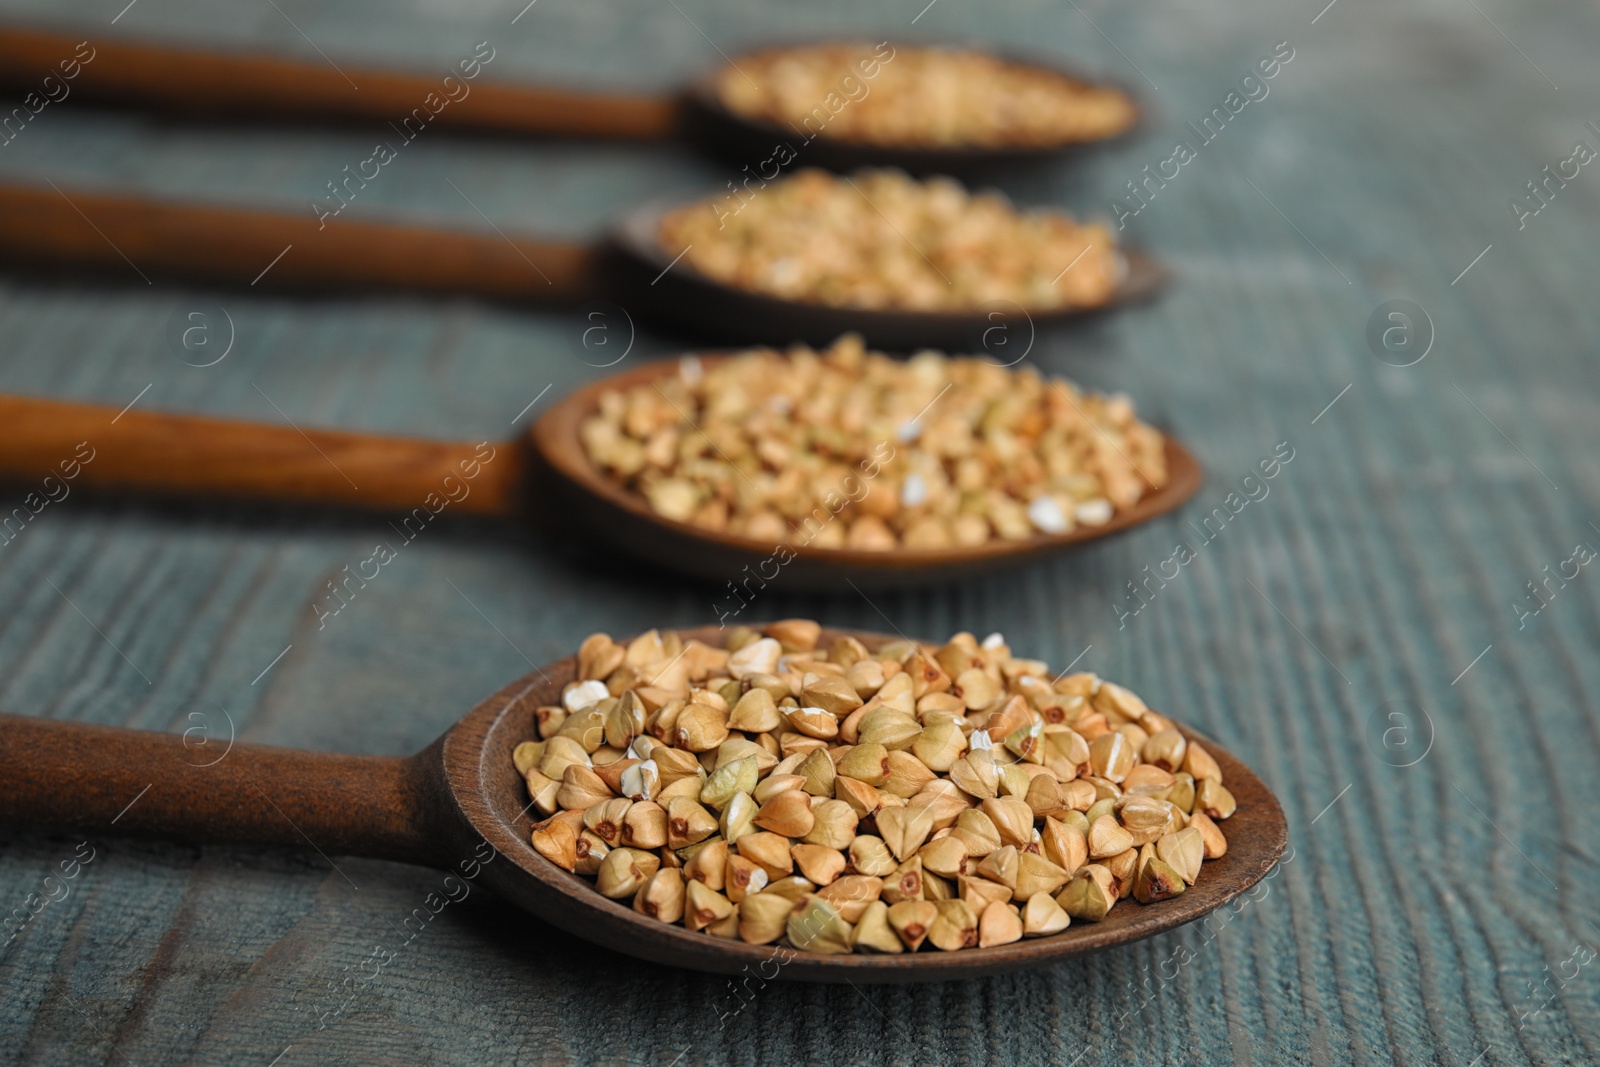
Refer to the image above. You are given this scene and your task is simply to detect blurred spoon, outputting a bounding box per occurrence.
[0,180,1165,350]
[0,25,1139,171]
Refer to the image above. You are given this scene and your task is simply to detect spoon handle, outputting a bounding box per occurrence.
[0,181,596,301]
[0,394,526,517]
[0,24,680,140]
[0,714,450,867]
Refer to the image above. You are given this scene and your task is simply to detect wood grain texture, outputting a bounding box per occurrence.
[0,713,446,866]
[0,0,1596,1064]
[0,394,525,517]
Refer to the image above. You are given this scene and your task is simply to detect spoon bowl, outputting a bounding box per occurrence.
[0,627,1288,983]
[677,46,1142,175]
[603,199,1167,351]
[529,355,1202,589]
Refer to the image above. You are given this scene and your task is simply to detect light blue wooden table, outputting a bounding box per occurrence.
[0,0,1597,1064]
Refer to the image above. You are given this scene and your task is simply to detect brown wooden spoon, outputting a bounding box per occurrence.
[0,25,1139,172]
[0,358,1201,589]
[0,180,1164,351]
[0,626,1288,983]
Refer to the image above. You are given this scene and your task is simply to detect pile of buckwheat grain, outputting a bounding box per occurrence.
[519,622,1234,954]
[659,169,1123,312]
[714,44,1137,149]
[578,335,1169,552]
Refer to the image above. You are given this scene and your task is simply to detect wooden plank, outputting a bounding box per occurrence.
[0,0,1597,1064]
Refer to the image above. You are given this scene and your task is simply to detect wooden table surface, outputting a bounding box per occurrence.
[1,0,1597,1064]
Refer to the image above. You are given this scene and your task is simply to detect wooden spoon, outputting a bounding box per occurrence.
[0,25,1138,172]
[0,180,1165,351]
[0,358,1201,589]
[0,626,1288,983]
